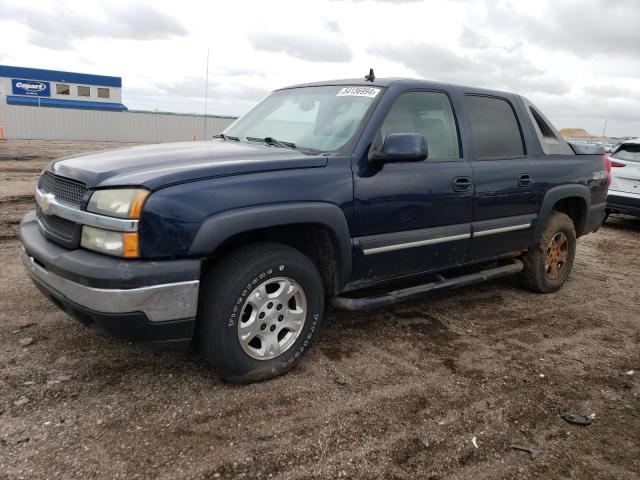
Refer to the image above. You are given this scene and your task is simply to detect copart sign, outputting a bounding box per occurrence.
[12,79,51,97]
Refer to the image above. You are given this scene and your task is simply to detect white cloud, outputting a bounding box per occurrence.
[323,19,342,33]
[329,0,423,2]
[368,42,571,95]
[0,1,187,49]
[483,0,640,58]
[247,31,353,62]
[0,0,637,136]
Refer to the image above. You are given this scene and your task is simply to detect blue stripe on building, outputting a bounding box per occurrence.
[7,95,128,111]
[0,65,121,87]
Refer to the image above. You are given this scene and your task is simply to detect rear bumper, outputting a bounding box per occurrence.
[20,211,201,348]
[607,191,640,216]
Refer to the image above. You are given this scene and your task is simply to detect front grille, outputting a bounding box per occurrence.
[38,171,87,207]
[38,207,78,242]
[36,172,87,248]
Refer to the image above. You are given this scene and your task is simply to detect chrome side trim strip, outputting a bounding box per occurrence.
[22,252,199,322]
[473,223,531,237]
[35,188,138,232]
[362,220,533,255]
[363,233,471,255]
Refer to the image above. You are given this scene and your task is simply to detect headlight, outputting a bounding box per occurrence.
[81,226,139,258]
[83,188,147,257]
[87,188,149,219]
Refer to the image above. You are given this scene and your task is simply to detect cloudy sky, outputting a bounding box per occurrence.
[0,0,639,136]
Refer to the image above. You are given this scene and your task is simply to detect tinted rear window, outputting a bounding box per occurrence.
[464,95,525,159]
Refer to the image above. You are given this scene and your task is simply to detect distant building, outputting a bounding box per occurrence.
[0,65,127,111]
[0,64,236,142]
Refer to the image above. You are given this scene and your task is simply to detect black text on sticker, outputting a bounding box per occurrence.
[336,87,380,98]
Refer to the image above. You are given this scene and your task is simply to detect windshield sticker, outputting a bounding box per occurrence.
[336,87,380,98]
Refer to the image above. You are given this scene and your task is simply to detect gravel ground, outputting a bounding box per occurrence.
[0,140,639,479]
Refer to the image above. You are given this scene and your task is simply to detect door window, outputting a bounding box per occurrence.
[464,95,525,159]
[379,91,461,161]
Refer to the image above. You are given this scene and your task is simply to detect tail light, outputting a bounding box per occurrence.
[610,159,626,168]
[603,155,612,188]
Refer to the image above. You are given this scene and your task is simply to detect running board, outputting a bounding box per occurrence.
[331,260,524,311]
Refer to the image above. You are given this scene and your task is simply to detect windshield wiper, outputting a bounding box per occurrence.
[246,136,297,150]
[213,133,240,141]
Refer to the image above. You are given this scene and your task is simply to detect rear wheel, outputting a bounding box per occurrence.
[521,211,576,293]
[197,242,325,383]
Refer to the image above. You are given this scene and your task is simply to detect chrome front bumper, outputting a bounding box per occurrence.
[22,251,200,322]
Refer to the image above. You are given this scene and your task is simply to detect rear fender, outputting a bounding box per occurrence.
[533,185,590,248]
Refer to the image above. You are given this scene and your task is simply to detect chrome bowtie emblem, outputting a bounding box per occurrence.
[38,192,55,214]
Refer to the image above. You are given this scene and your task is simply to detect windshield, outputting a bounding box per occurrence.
[223,85,382,153]
[612,144,640,163]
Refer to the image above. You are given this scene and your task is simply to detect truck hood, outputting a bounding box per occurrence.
[48,140,328,190]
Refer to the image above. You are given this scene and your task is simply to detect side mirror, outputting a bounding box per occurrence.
[370,133,428,162]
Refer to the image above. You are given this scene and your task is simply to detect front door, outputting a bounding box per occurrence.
[351,90,474,285]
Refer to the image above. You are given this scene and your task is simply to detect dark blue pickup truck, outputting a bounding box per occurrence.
[20,76,609,383]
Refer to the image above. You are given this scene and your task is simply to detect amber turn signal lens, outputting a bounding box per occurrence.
[122,232,140,258]
[128,190,150,219]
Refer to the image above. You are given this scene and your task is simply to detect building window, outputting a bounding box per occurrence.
[56,84,70,95]
[97,88,110,99]
[77,86,91,97]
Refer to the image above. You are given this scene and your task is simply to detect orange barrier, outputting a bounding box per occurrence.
[0,122,6,141]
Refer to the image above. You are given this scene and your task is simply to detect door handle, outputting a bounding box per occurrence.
[453,176,472,192]
[519,174,532,187]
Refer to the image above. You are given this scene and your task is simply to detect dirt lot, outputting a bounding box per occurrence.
[1,139,639,479]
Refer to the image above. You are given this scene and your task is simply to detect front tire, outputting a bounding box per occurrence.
[521,211,576,293]
[197,242,325,383]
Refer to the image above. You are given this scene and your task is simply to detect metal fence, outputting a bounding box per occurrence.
[0,102,235,143]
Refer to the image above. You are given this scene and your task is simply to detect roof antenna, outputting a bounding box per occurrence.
[364,68,375,82]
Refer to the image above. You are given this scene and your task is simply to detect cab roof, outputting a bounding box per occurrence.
[278,77,519,99]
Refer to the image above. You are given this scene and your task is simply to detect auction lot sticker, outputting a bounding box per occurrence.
[336,87,380,98]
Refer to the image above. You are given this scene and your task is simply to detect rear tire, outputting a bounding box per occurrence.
[197,242,325,383]
[521,211,576,293]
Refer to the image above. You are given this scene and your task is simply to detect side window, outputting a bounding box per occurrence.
[525,101,574,155]
[463,95,525,159]
[529,107,559,144]
[56,84,70,95]
[379,91,460,161]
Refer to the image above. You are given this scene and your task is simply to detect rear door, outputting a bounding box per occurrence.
[462,94,540,261]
